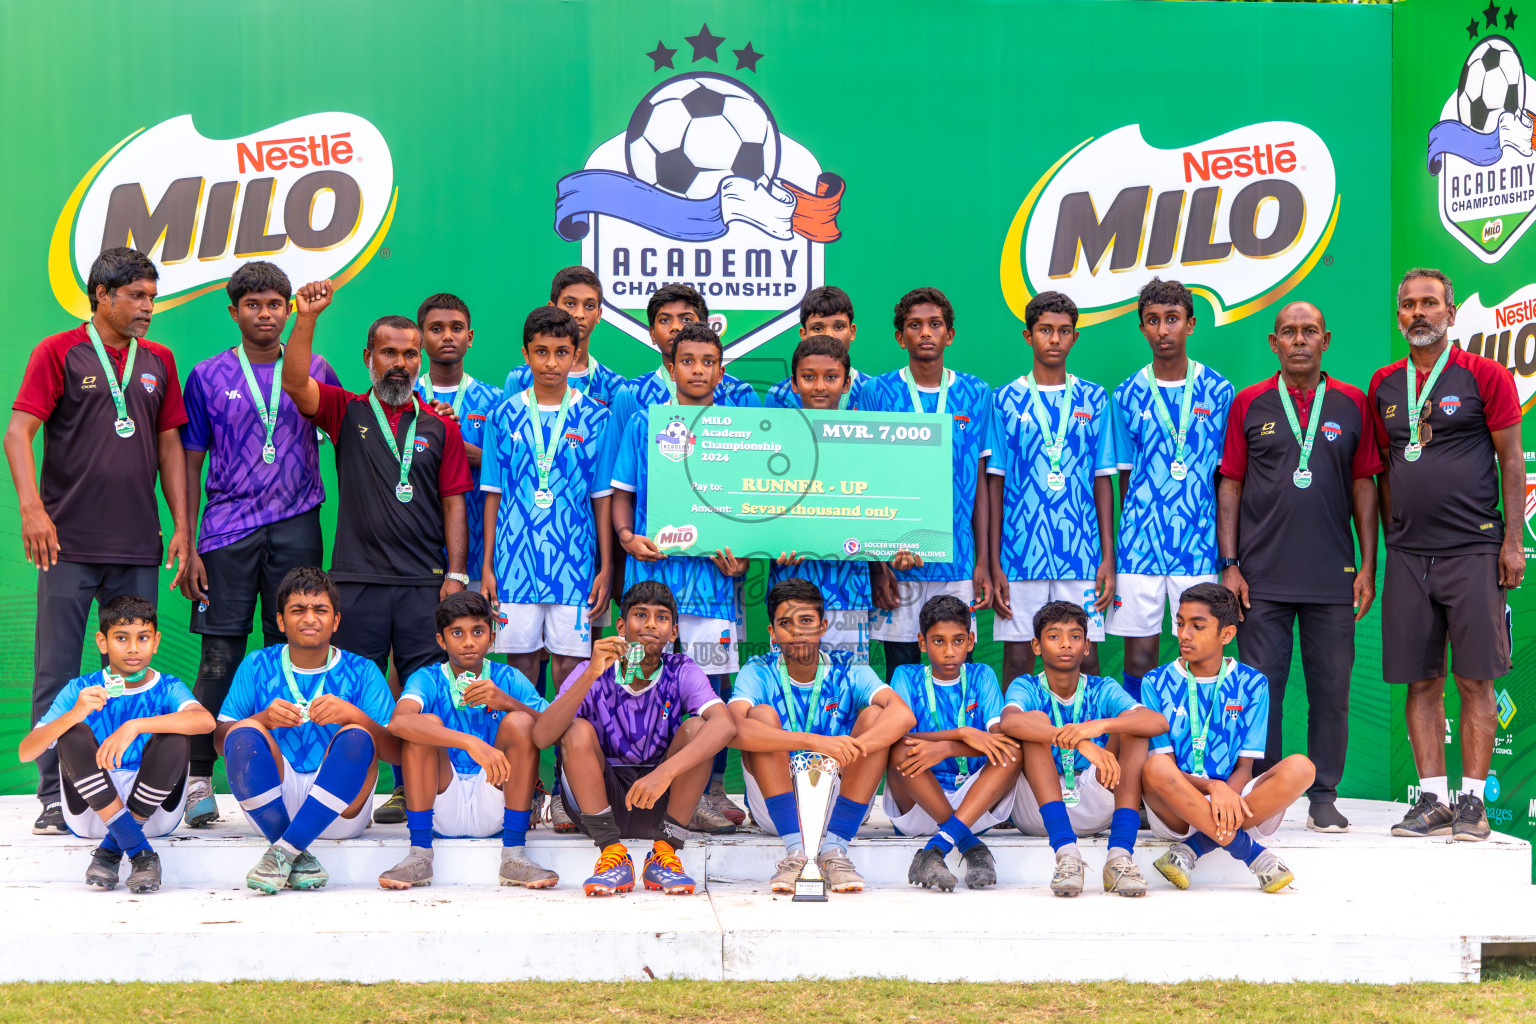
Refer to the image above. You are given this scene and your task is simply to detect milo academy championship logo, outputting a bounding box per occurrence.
[554,24,845,361]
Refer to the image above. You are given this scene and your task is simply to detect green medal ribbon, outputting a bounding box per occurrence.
[238,344,284,465]
[1046,674,1089,802]
[1275,375,1327,490]
[1173,657,1234,778]
[368,391,420,503]
[775,651,829,734]
[1404,344,1450,463]
[923,665,972,780]
[280,644,334,723]
[657,366,678,405]
[101,667,149,698]
[523,387,575,510]
[1021,373,1076,492]
[417,372,476,420]
[443,663,481,710]
[619,642,659,690]
[1142,361,1200,482]
[899,366,950,416]
[86,321,138,439]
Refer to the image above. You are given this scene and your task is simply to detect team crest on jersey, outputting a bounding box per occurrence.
[823,700,840,712]
[413,437,430,454]
[467,413,488,423]
[1193,405,1212,418]
[1321,420,1342,441]
[953,414,970,429]
[655,415,697,461]
[1073,409,1091,419]
[140,373,157,393]
[564,431,585,446]
[1439,395,1463,415]
[1224,699,1244,720]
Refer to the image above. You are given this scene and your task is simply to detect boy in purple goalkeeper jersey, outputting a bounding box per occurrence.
[413,293,503,594]
[532,581,737,897]
[179,261,341,828]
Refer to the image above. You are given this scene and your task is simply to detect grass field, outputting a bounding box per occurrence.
[4,962,1536,1024]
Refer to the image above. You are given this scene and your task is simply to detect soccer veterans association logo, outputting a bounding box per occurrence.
[553,24,846,361]
[999,121,1339,328]
[1425,19,1536,263]
[50,112,396,319]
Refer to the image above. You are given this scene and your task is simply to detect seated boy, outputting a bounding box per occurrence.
[216,566,400,894]
[20,595,214,893]
[884,595,1019,892]
[998,601,1167,897]
[1140,583,1315,893]
[378,591,557,890]
[728,578,917,894]
[532,581,737,897]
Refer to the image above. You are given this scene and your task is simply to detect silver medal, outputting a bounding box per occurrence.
[1170,460,1188,481]
[1404,442,1423,462]
[1063,787,1080,808]
[114,417,136,438]
[1046,470,1066,491]
[395,482,414,503]
[533,488,554,509]
[1292,468,1313,489]
[262,442,276,464]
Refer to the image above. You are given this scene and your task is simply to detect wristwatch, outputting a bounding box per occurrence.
[1216,557,1240,571]
[445,572,470,586]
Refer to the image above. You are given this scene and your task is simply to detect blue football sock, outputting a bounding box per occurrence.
[1039,800,1078,853]
[1109,807,1141,853]
[1186,831,1220,858]
[391,762,405,790]
[224,725,290,842]
[277,728,374,855]
[936,814,980,854]
[407,809,434,848]
[925,833,954,854]
[764,791,802,853]
[98,832,122,855]
[1121,672,1144,703]
[1224,829,1265,866]
[822,795,868,853]
[104,807,150,858]
[503,808,532,848]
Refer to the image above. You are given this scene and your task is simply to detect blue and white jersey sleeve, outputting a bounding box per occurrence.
[491,661,549,713]
[728,657,774,708]
[399,666,443,716]
[345,654,396,728]
[1237,667,1269,760]
[1092,395,1117,476]
[847,664,889,711]
[611,412,642,495]
[38,675,92,727]
[218,656,263,723]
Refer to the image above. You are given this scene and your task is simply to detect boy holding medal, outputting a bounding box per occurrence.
[377,591,558,890]
[21,595,213,892]
[728,578,917,894]
[884,595,1019,892]
[216,567,399,894]
[1107,279,1233,702]
[998,601,1166,897]
[532,581,737,897]
[481,306,616,695]
[1140,583,1316,893]
[989,291,1118,686]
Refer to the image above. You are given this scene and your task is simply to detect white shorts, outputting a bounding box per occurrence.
[238,755,372,841]
[823,609,871,663]
[679,614,739,674]
[1146,774,1284,841]
[1009,763,1117,836]
[994,579,1106,642]
[871,579,975,642]
[495,602,592,656]
[742,761,843,837]
[1107,572,1218,637]
[880,770,1014,836]
[61,767,187,840]
[431,769,505,838]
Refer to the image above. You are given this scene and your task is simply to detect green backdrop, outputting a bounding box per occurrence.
[0,0,1397,801]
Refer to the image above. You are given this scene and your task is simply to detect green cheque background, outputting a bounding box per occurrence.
[0,1,1401,808]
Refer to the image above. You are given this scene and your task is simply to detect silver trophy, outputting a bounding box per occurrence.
[789,750,841,902]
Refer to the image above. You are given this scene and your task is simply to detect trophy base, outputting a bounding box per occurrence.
[792,878,827,902]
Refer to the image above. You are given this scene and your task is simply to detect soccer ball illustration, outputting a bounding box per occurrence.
[625,73,781,199]
[1456,36,1527,133]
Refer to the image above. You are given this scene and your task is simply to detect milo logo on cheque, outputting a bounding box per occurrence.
[655,524,699,552]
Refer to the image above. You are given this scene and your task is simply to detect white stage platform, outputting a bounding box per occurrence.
[0,795,1531,984]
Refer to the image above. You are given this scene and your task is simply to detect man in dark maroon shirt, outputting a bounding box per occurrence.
[3,247,190,834]
[281,278,472,823]
[1371,268,1525,843]
[1217,300,1381,834]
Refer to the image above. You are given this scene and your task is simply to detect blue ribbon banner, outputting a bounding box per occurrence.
[555,169,733,242]
[1426,119,1506,173]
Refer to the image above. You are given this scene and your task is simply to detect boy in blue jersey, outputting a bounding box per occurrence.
[377,591,557,890]
[505,267,632,411]
[482,306,615,694]
[217,567,399,894]
[989,291,1117,685]
[413,293,504,595]
[884,596,1019,892]
[21,595,214,893]
[1141,583,1315,893]
[998,601,1167,897]
[766,286,866,409]
[860,287,993,683]
[623,283,761,411]
[1108,279,1233,703]
[729,579,917,894]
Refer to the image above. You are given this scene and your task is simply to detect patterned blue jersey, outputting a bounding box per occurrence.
[39,670,199,770]
[400,660,548,776]
[1112,366,1233,576]
[414,375,504,579]
[731,650,888,737]
[1144,658,1268,782]
[768,559,871,612]
[504,358,632,411]
[989,376,1117,580]
[858,368,992,582]
[764,367,868,409]
[481,389,615,606]
[611,409,735,619]
[891,662,1002,789]
[625,367,762,411]
[1004,673,1141,774]
[219,646,395,773]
